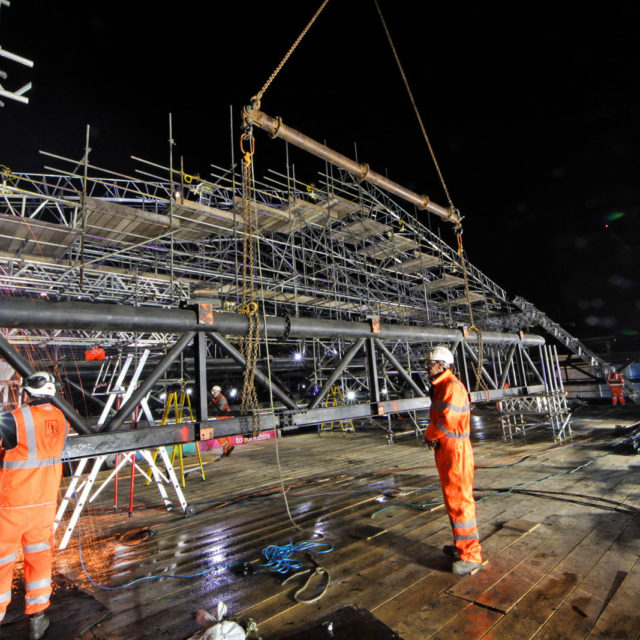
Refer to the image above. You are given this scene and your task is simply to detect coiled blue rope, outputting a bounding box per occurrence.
[260,540,333,574]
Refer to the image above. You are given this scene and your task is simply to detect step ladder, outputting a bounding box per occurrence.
[146,383,206,487]
[512,296,640,402]
[318,386,355,435]
[55,351,191,549]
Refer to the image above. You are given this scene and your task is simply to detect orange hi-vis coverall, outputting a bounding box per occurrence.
[212,393,233,453]
[0,402,69,622]
[606,371,625,405]
[425,369,482,564]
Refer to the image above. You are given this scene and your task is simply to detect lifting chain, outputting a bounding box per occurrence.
[252,0,331,109]
[456,228,488,392]
[239,128,261,435]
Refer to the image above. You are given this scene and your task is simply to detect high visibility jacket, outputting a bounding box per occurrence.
[425,369,482,564]
[607,371,624,388]
[212,393,231,414]
[0,403,69,509]
[211,394,233,452]
[0,402,68,619]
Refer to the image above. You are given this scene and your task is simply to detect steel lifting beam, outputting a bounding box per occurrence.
[243,106,461,225]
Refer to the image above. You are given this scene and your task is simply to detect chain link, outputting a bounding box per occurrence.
[253,0,331,108]
[240,136,262,435]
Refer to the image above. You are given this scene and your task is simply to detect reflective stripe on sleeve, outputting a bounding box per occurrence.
[23,542,51,554]
[0,552,17,566]
[435,420,470,439]
[432,400,470,413]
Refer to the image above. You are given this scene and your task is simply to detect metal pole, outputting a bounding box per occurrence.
[462,342,497,389]
[244,107,460,225]
[499,344,517,389]
[374,338,425,397]
[309,338,366,410]
[208,333,298,410]
[0,297,546,346]
[365,338,380,403]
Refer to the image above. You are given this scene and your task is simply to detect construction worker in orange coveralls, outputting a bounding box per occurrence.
[606,367,625,406]
[0,371,69,639]
[424,346,484,576]
[211,385,234,457]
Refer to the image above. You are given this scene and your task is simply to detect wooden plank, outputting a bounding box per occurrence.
[585,557,640,640]
[447,519,543,600]
[481,518,631,639]
[481,572,581,640]
[533,587,605,640]
[431,600,503,640]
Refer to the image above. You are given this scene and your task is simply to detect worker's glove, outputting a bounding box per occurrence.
[425,439,440,451]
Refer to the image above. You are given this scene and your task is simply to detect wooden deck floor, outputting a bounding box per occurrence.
[4,404,640,639]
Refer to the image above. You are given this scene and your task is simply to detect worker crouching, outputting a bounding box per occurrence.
[424,347,484,576]
[0,371,69,639]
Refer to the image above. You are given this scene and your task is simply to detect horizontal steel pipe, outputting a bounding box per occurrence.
[245,107,459,224]
[0,297,545,346]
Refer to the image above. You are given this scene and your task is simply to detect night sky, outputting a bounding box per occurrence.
[1,1,638,345]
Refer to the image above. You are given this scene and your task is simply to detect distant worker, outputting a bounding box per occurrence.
[606,367,625,406]
[424,346,483,576]
[0,371,69,639]
[211,385,234,457]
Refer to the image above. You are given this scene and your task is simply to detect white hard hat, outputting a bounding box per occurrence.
[23,371,56,397]
[211,385,222,393]
[426,346,454,366]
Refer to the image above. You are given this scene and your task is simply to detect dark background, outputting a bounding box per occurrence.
[1,1,638,347]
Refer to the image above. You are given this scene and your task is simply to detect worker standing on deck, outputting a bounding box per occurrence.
[211,385,235,457]
[0,371,69,640]
[606,367,625,406]
[424,347,483,576]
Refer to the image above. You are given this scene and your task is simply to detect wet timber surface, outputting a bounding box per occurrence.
[4,403,640,639]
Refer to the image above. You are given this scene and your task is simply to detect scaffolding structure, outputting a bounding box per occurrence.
[0,145,616,449]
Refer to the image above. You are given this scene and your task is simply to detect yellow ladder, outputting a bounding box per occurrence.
[318,386,355,436]
[146,388,206,487]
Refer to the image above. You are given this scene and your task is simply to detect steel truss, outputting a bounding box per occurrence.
[0,296,570,455]
[0,147,597,455]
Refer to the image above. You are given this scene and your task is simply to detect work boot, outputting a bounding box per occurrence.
[442,545,461,560]
[222,446,235,458]
[452,560,483,576]
[28,612,49,640]
[29,613,49,640]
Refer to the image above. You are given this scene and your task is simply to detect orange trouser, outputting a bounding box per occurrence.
[0,506,55,621]
[610,386,625,405]
[435,441,482,564]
